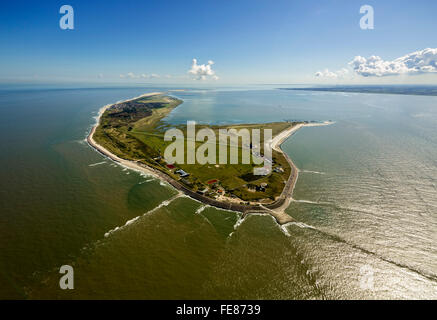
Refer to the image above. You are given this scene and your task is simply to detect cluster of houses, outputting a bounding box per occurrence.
[247,182,268,192]
[162,156,280,199]
[164,162,227,198]
[255,182,268,192]
[273,166,284,173]
[198,179,225,197]
[165,163,191,178]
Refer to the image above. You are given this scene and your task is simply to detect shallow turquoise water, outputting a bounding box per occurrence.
[0,87,436,299]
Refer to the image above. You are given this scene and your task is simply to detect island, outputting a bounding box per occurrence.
[87,92,331,224]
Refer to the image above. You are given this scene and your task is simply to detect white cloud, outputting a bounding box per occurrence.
[315,69,337,78]
[349,48,437,77]
[315,68,349,79]
[120,72,138,79]
[188,59,219,80]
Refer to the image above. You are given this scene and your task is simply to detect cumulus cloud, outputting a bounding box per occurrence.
[315,68,349,79]
[349,48,437,77]
[188,59,219,80]
[120,72,138,79]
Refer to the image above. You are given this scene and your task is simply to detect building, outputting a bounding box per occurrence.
[175,169,190,177]
[197,188,208,195]
[273,166,284,173]
[254,183,268,192]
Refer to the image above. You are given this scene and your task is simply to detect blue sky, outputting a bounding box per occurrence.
[1,0,436,85]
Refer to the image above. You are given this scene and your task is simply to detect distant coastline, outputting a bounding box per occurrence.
[279,85,437,96]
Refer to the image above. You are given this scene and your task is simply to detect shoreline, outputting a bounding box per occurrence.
[87,92,332,225]
[266,121,334,215]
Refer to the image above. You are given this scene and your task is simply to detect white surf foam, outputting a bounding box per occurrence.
[88,161,106,167]
[233,215,246,230]
[75,139,88,145]
[160,180,171,188]
[287,221,316,229]
[292,199,331,205]
[301,170,325,175]
[138,178,153,185]
[195,205,208,214]
[293,199,319,204]
[104,194,181,238]
[246,212,271,217]
[280,224,291,237]
[194,205,214,226]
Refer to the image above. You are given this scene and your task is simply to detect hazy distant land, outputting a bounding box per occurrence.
[279,85,437,96]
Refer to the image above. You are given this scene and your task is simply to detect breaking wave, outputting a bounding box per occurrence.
[301,170,325,175]
[88,161,106,167]
[195,205,208,214]
[138,179,154,185]
[292,199,331,205]
[103,194,181,238]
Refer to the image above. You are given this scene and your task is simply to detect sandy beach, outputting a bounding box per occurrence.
[271,121,334,152]
[266,121,334,218]
[87,92,166,179]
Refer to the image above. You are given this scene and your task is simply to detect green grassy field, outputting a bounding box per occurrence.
[94,94,297,203]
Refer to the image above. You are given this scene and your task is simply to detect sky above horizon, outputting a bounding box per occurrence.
[1,0,436,85]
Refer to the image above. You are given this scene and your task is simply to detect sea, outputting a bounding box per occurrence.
[0,86,436,299]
